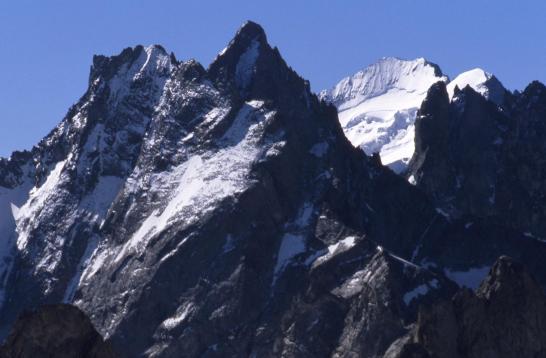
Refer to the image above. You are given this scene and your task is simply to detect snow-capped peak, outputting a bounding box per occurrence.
[321,57,447,173]
[447,68,506,105]
[322,57,448,111]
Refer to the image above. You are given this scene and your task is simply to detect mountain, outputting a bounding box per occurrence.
[322,60,509,174]
[386,256,546,358]
[446,68,507,105]
[408,79,546,239]
[320,57,448,173]
[1,21,545,357]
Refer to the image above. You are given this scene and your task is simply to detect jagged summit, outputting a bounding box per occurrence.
[521,80,546,99]
[234,20,267,42]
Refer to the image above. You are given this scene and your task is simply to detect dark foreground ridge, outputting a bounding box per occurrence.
[0,304,115,358]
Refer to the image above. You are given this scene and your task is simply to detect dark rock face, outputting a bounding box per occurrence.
[409,80,546,238]
[0,21,546,357]
[389,256,546,358]
[0,304,115,358]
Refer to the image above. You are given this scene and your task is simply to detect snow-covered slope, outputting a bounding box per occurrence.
[446,68,506,105]
[320,57,448,173]
[322,60,509,174]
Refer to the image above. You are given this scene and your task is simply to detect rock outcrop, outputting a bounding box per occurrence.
[387,256,546,358]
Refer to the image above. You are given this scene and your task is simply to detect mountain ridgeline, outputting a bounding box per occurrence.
[0,22,546,357]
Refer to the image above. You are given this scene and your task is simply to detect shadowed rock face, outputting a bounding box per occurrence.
[0,304,115,358]
[387,256,546,358]
[408,80,546,238]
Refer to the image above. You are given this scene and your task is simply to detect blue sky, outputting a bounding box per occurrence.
[1,0,545,157]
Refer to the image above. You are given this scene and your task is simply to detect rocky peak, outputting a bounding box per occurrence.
[208,21,269,90]
[90,44,171,84]
[409,68,546,237]
[388,256,546,358]
[477,256,544,302]
[0,151,33,188]
[209,21,312,107]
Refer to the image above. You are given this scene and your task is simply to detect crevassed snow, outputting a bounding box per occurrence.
[235,39,260,89]
[445,266,490,290]
[115,101,277,263]
[322,57,447,173]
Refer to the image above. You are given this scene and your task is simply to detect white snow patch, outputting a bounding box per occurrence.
[333,268,369,298]
[445,266,490,290]
[312,236,358,267]
[161,302,195,330]
[403,279,439,305]
[80,176,123,224]
[273,203,314,281]
[81,247,111,281]
[447,68,491,100]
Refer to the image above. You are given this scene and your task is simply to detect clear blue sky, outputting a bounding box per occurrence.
[1,0,545,157]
